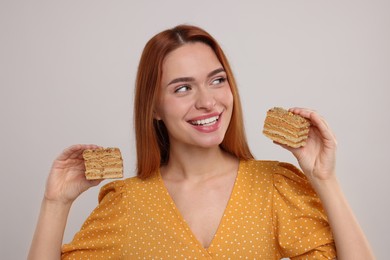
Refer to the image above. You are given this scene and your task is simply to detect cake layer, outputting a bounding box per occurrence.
[84,171,123,180]
[265,107,310,128]
[263,131,307,148]
[262,107,310,148]
[83,147,123,180]
[263,128,309,143]
[263,121,309,137]
[264,116,310,133]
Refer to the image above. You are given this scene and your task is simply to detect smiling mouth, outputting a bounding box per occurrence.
[190,115,220,126]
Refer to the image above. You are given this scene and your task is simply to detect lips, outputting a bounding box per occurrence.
[190,115,220,126]
[187,112,223,133]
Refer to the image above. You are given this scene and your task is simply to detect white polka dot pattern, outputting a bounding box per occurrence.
[62,160,336,259]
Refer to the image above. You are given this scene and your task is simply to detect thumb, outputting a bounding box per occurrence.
[273,140,298,153]
[79,179,104,194]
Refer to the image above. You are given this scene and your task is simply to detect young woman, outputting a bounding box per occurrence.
[29,25,374,259]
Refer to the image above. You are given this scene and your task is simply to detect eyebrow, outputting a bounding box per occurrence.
[167,67,225,86]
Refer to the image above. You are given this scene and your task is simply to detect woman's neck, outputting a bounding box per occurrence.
[161,145,238,182]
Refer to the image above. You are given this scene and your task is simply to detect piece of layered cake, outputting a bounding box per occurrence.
[82,147,123,180]
[263,107,311,148]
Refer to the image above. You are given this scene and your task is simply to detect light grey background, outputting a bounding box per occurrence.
[1,0,389,259]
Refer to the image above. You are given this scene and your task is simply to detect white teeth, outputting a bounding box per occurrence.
[191,115,219,126]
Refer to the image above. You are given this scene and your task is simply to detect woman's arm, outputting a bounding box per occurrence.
[309,174,374,259]
[282,108,375,259]
[28,199,72,260]
[28,144,102,260]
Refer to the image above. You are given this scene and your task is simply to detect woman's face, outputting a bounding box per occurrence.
[155,42,233,150]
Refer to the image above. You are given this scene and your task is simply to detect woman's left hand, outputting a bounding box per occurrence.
[279,108,376,259]
[278,108,338,183]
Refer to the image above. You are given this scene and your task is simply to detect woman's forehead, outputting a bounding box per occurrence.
[161,42,222,82]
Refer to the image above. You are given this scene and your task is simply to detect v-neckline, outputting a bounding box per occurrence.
[156,160,242,253]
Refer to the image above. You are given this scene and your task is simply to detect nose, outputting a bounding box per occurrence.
[194,88,216,110]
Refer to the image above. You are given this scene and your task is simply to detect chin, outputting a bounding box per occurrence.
[194,136,225,149]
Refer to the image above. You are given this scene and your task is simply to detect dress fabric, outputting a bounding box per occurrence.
[62,160,336,259]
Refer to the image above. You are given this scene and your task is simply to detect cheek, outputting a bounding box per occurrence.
[157,98,185,122]
[218,87,234,108]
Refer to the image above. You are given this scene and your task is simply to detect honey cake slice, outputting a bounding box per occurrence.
[263,107,311,148]
[83,147,123,180]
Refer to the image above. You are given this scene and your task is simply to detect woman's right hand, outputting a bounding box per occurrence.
[44,144,103,205]
[28,144,103,259]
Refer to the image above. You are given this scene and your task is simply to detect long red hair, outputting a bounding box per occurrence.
[134,24,253,179]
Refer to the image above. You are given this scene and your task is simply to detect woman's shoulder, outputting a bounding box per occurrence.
[240,159,309,184]
[240,159,319,206]
[98,174,160,202]
[99,176,150,202]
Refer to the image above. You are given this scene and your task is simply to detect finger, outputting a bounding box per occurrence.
[272,140,299,153]
[56,144,100,161]
[68,144,103,159]
[289,107,327,127]
[309,113,336,143]
[289,108,334,140]
[288,107,316,119]
[76,179,105,196]
[88,179,104,187]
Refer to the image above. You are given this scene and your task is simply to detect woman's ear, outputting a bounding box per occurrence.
[153,110,162,120]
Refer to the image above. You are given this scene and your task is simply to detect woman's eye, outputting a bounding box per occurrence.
[174,85,191,93]
[211,77,227,85]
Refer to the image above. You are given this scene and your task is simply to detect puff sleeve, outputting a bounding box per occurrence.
[272,162,336,259]
[61,180,129,259]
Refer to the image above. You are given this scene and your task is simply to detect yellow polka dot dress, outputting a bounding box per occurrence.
[62,160,336,259]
